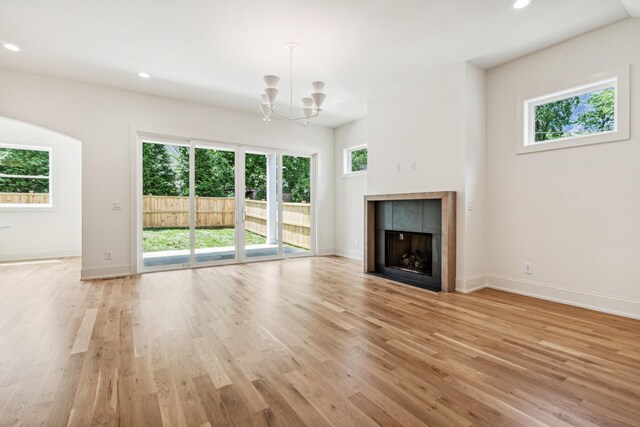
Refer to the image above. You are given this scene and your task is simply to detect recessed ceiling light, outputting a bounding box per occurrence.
[3,43,20,52]
[513,0,531,9]
[138,72,151,79]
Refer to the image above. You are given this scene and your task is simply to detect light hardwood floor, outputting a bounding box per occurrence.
[0,257,638,427]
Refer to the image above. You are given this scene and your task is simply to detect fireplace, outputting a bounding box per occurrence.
[364,192,456,292]
[385,231,432,276]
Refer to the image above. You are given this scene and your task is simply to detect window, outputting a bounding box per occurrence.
[521,68,629,154]
[0,144,52,207]
[344,144,367,175]
[526,78,616,145]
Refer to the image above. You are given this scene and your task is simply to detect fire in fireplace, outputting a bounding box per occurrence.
[385,231,432,276]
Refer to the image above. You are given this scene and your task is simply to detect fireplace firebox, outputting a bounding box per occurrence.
[385,231,432,276]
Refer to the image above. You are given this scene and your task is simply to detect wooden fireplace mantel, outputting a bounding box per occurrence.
[364,191,457,292]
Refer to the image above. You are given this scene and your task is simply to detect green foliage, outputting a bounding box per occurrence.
[576,88,615,134]
[0,147,49,175]
[142,143,311,204]
[180,147,235,197]
[0,177,49,193]
[143,227,265,252]
[534,97,579,142]
[175,146,190,196]
[0,147,50,193]
[535,87,615,142]
[142,143,181,196]
[283,156,310,203]
[245,153,267,200]
[244,154,311,203]
[351,148,367,171]
[194,149,235,197]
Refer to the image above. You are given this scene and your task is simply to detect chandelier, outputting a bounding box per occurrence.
[259,42,326,127]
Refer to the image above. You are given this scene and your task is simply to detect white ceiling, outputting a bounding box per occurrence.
[0,0,634,128]
[620,0,640,16]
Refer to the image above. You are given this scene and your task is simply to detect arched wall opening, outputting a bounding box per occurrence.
[0,116,82,261]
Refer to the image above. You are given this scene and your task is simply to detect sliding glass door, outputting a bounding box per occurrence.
[243,150,280,259]
[141,139,191,269]
[282,154,312,256]
[193,144,237,264]
[138,137,315,273]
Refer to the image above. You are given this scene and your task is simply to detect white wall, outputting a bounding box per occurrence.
[365,63,485,286]
[367,63,467,197]
[0,68,334,278]
[0,118,82,260]
[461,63,487,289]
[334,118,367,259]
[485,18,640,318]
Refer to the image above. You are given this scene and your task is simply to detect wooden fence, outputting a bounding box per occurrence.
[143,196,235,229]
[244,200,311,249]
[143,195,311,249]
[0,192,50,204]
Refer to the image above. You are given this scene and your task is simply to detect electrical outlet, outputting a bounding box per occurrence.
[394,163,400,174]
[355,239,360,249]
[105,250,113,260]
[524,262,533,274]
[112,201,122,210]
[467,199,474,211]
[409,161,416,172]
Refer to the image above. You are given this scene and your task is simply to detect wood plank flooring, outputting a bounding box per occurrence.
[0,256,639,426]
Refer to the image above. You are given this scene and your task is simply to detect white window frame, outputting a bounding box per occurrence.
[343,143,368,177]
[518,66,630,155]
[0,143,54,210]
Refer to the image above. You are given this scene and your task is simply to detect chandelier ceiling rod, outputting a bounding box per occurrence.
[289,42,293,118]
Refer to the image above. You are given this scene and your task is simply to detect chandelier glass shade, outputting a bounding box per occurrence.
[259,43,326,127]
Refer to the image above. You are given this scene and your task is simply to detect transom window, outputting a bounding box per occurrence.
[523,77,619,149]
[0,144,52,207]
[344,144,367,175]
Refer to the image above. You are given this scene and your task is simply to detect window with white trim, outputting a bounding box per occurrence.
[0,144,52,207]
[343,144,367,175]
[522,75,628,153]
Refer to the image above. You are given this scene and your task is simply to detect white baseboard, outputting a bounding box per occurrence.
[454,275,639,319]
[484,275,640,320]
[81,263,131,281]
[0,248,81,261]
[317,247,336,256]
[455,274,487,293]
[334,247,363,260]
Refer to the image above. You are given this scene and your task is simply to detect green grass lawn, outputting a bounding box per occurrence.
[143,227,265,252]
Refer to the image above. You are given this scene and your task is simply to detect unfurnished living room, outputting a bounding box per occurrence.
[0,0,639,426]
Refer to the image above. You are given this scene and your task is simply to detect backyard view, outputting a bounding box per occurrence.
[142,142,311,265]
[143,228,264,252]
[0,146,51,206]
[534,86,615,142]
[350,147,367,171]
